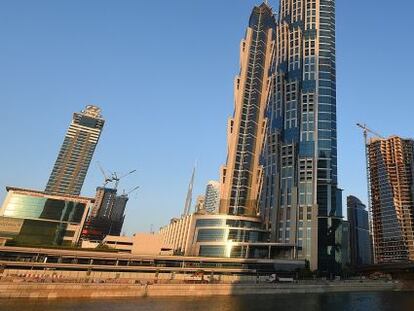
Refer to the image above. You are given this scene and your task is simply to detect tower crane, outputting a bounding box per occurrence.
[122,185,140,196]
[356,123,384,146]
[356,123,384,264]
[111,169,137,190]
[97,161,113,186]
[96,161,137,190]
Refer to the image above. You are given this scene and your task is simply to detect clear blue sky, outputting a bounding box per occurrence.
[1,0,413,235]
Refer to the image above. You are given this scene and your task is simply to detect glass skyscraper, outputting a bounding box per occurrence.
[45,105,105,196]
[347,195,372,266]
[260,0,342,272]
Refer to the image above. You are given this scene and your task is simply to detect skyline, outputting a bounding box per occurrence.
[1,0,414,235]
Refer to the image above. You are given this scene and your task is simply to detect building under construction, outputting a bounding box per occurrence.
[81,166,138,243]
[368,136,414,263]
[80,187,128,242]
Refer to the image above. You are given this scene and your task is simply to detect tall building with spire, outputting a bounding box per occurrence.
[260,0,343,272]
[219,3,276,217]
[45,105,104,196]
[183,165,196,216]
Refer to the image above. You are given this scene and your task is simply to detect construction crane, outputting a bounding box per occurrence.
[356,123,384,264]
[356,123,384,145]
[97,162,113,186]
[122,185,140,196]
[111,169,137,190]
[96,162,137,190]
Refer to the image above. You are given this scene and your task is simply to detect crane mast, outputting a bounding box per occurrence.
[356,123,384,264]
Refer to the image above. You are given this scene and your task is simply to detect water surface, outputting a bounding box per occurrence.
[0,292,413,311]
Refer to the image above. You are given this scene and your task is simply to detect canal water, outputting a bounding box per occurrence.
[0,292,413,311]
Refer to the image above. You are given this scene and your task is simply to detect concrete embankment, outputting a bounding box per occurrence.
[0,281,404,299]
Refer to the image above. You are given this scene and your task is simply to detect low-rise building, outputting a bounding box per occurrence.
[81,233,173,256]
[159,213,295,259]
[102,235,133,252]
[0,187,92,247]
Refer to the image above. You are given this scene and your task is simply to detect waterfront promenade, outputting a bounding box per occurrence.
[1,246,411,299]
[0,279,404,299]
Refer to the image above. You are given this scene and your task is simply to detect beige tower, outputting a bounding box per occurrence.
[219,3,276,216]
[45,105,104,196]
[368,136,414,263]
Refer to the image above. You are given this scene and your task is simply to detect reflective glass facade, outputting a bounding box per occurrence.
[0,217,73,246]
[2,193,86,223]
[199,246,228,258]
[0,188,90,247]
[347,195,372,266]
[197,228,265,243]
[193,215,270,258]
[195,218,263,229]
[260,0,342,272]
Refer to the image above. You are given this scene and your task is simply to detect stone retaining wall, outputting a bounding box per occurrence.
[0,281,401,299]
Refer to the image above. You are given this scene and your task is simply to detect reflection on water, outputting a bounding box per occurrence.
[0,292,413,311]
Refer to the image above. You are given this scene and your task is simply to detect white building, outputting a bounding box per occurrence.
[204,181,220,214]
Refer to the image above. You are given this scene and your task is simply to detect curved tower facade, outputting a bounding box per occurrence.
[220,3,276,217]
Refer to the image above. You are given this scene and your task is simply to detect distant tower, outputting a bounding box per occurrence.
[194,195,206,213]
[368,136,414,263]
[219,3,276,216]
[183,165,196,216]
[45,105,104,196]
[347,195,372,266]
[204,181,220,214]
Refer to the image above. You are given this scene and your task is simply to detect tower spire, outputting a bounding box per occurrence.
[183,162,196,216]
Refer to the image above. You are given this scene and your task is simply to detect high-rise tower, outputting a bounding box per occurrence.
[204,181,220,214]
[45,105,104,196]
[347,195,372,266]
[260,0,342,271]
[368,136,414,263]
[220,3,276,217]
